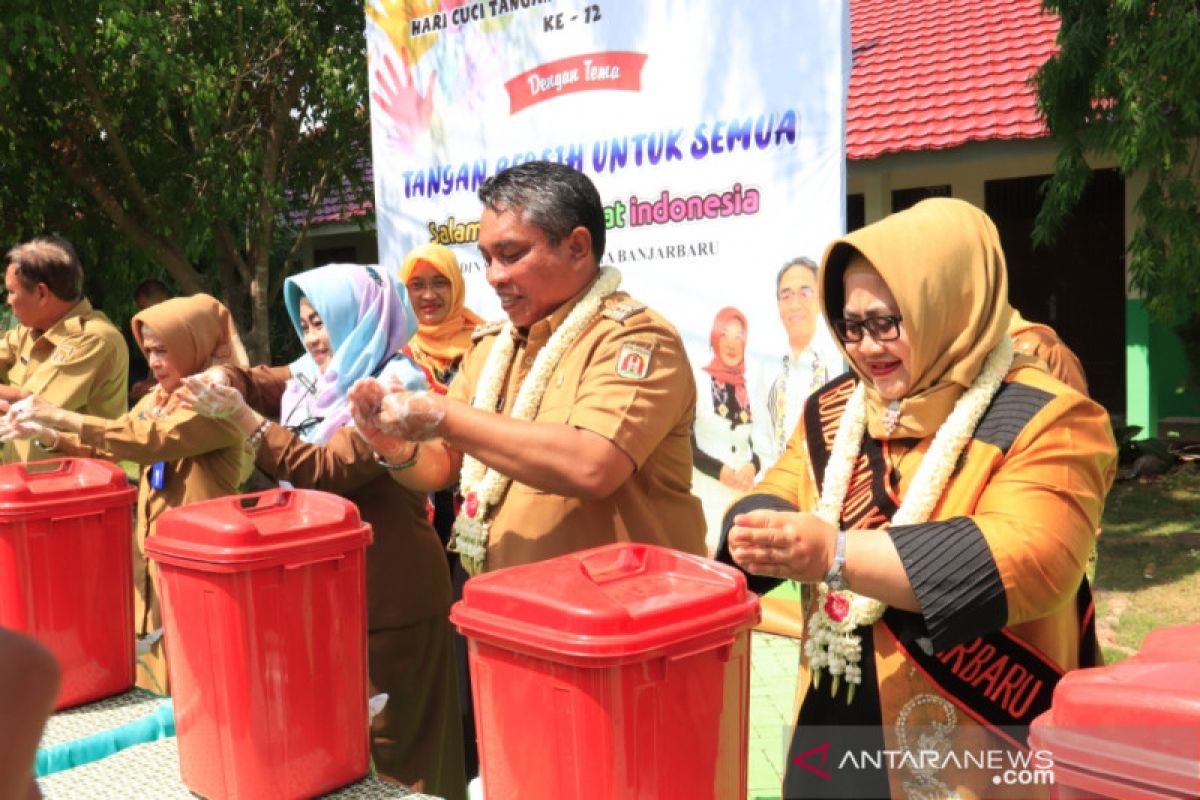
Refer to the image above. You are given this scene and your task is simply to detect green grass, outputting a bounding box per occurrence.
[1094,465,1200,662]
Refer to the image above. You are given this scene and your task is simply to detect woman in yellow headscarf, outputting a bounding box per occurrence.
[3,294,251,694]
[399,243,484,393]
[719,199,1116,799]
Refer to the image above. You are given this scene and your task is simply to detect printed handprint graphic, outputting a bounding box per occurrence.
[371,48,437,149]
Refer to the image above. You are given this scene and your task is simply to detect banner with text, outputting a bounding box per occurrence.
[366,0,850,538]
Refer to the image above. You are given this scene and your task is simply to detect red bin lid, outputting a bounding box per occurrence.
[145,488,372,570]
[1135,623,1200,663]
[449,543,760,661]
[1029,627,1200,797]
[0,457,135,514]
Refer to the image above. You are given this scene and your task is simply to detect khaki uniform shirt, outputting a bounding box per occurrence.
[1009,311,1089,396]
[57,393,249,547]
[53,391,249,679]
[0,299,129,462]
[450,287,707,571]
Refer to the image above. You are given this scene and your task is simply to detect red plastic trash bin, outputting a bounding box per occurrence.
[0,458,136,710]
[146,488,373,800]
[450,543,761,800]
[1029,624,1200,799]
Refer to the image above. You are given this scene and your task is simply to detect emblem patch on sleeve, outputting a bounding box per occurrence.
[615,342,652,379]
[49,344,75,364]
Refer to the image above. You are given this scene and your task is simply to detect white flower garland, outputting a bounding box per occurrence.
[451,267,623,573]
[805,337,1014,702]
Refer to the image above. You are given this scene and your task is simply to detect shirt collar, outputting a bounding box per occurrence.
[39,298,94,343]
[513,277,598,348]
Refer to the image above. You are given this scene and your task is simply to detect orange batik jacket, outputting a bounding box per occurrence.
[723,363,1116,799]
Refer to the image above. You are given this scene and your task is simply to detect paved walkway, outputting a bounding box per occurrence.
[747,631,800,800]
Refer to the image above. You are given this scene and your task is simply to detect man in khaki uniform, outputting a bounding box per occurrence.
[1008,308,1089,395]
[351,161,706,573]
[0,235,128,462]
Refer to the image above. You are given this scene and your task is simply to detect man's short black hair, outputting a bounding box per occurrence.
[4,235,84,302]
[478,161,606,262]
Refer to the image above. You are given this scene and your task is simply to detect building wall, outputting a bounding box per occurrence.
[297,223,378,269]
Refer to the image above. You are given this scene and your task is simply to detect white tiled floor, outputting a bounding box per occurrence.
[747,632,801,799]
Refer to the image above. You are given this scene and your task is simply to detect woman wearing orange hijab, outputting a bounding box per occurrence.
[399,243,484,393]
[722,199,1115,798]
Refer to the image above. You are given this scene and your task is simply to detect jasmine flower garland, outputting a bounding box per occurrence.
[450,267,623,574]
[805,337,1014,702]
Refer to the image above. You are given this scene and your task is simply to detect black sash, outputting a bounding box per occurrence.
[806,374,1101,748]
[879,579,1097,749]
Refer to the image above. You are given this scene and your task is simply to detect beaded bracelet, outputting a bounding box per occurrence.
[34,427,61,452]
[246,417,271,450]
[375,443,420,471]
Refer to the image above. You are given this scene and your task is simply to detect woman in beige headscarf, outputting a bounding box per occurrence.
[719,199,1116,799]
[3,294,251,694]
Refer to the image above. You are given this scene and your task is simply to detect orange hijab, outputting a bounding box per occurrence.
[399,243,484,363]
[820,198,1013,440]
[701,306,750,408]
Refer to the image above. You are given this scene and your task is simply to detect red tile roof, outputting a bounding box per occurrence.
[293,163,374,227]
[847,0,1059,160]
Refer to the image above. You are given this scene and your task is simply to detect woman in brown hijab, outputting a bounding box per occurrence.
[719,199,1117,799]
[3,294,251,694]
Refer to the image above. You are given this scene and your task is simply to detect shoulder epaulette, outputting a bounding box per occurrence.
[601,298,647,323]
[471,319,506,341]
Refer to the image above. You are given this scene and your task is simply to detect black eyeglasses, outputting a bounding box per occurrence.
[832,315,903,344]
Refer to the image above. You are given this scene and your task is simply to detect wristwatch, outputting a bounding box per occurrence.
[824,528,848,590]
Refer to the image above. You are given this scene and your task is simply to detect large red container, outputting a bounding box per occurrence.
[0,458,136,710]
[450,543,761,800]
[1029,624,1200,799]
[146,488,372,800]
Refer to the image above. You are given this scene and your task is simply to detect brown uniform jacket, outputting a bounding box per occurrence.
[0,299,129,462]
[55,392,249,546]
[233,366,452,629]
[53,390,249,689]
[449,288,707,571]
[1009,310,1089,396]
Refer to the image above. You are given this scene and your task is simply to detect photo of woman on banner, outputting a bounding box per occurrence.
[691,306,759,554]
[717,198,1116,799]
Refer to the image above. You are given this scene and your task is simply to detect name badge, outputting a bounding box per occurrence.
[150,461,166,490]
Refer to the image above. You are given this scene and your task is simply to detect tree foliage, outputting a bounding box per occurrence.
[0,2,372,361]
[1035,0,1200,321]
